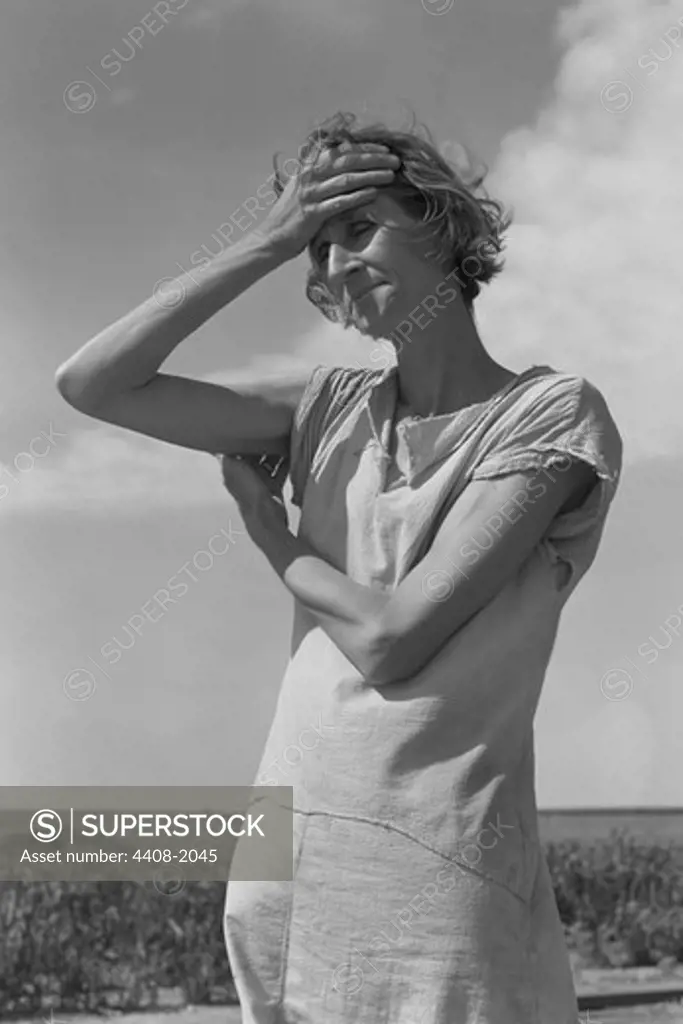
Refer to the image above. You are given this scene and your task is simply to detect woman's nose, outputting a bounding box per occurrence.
[327,243,362,289]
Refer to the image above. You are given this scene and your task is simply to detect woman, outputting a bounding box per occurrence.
[56,112,622,1023]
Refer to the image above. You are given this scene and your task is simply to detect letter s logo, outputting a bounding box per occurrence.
[30,809,63,842]
[637,642,658,665]
[100,642,122,665]
[436,869,456,893]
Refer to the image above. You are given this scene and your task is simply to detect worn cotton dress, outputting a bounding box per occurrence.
[223,362,623,1024]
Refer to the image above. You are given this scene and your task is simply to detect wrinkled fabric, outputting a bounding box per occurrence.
[224,362,623,1024]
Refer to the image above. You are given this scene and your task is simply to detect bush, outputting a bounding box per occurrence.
[2,833,683,1015]
[545,831,683,968]
[0,879,235,1015]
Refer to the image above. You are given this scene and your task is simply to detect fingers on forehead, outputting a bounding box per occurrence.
[336,141,389,154]
[308,142,389,177]
[317,140,388,156]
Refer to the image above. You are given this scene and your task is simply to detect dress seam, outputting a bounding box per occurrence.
[275,812,308,1011]
[291,807,530,906]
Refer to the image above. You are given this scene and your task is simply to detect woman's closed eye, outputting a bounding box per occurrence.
[314,221,374,265]
[349,220,374,240]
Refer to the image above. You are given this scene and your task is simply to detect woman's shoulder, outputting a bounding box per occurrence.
[478,363,623,482]
[305,362,386,394]
[509,365,619,430]
[293,362,386,429]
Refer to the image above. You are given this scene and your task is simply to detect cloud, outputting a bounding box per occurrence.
[17,0,681,515]
[0,332,388,515]
[0,338,383,515]
[108,86,137,106]
[182,0,376,36]
[181,0,251,29]
[477,0,683,462]
[0,426,232,516]
[205,324,392,388]
[283,0,683,464]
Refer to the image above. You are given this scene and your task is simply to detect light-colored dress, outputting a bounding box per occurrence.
[223,362,623,1024]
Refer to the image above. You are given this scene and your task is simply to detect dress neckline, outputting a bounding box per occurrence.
[386,363,544,421]
[365,363,554,491]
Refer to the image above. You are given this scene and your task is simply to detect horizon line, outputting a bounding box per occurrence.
[538,805,683,814]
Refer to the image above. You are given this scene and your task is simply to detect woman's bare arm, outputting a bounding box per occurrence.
[55,234,301,455]
[55,143,398,455]
[235,460,596,684]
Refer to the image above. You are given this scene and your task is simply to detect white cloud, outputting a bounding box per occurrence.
[16,0,682,515]
[181,0,251,29]
[205,323,392,387]
[281,0,683,463]
[182,0,376,36]
[108,86,137,107]
[477,0,683,462]
[0,339,382,515]
[0,426,232,516]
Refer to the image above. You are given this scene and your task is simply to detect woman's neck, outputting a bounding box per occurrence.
[391,303,516,418]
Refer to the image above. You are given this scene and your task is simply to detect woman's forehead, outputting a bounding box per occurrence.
[311,209,359,246]
[311,192,401,245]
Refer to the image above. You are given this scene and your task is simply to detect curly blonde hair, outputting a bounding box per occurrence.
[271,111,512,323]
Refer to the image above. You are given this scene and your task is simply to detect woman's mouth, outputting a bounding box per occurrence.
[352,283,384,302]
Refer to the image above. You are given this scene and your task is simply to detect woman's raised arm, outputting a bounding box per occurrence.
[55,142,398,456]
[54,233,304,455]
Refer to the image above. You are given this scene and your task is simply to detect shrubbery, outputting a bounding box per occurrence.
[2,832,683,1015]
[0,879,235,1015]
[546,832,683,969]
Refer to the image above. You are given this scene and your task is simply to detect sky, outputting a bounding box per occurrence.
[2,0,682,808]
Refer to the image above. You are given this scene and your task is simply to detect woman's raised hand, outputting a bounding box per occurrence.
[260,142,401,260]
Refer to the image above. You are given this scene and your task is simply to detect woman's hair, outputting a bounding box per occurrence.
[271,111,512,325]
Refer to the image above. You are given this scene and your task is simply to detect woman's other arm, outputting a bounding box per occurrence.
[235,458,596,685]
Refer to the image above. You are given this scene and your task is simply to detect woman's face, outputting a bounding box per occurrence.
[308,192,450,341]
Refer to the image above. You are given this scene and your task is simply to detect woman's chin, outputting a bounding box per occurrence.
[356,310,390,341]
[357,321,382,340]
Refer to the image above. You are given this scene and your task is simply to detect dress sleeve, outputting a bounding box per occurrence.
[288,364,379,509]
[468,374,623,544]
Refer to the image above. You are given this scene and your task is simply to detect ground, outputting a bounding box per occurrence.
[10,1003,683,1023]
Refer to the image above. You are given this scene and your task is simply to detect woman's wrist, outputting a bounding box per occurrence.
[241,496,288,540]
[246,504,300,580]
[210,230,293,281]
[248,226,301,264]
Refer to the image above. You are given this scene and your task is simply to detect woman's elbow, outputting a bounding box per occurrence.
[361,630,417,687]
[55,363,106,414]
[55,364,87,409]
